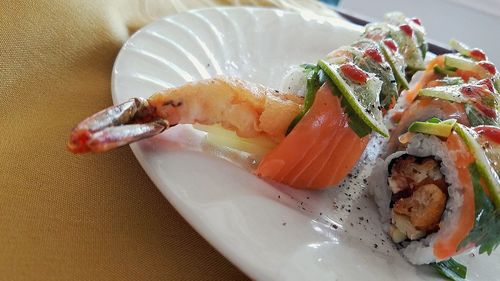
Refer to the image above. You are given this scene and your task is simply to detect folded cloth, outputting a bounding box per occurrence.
[0,0,336,280]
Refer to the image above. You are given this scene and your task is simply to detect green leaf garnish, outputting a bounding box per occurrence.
[454,124,500,209]
[286,64,325,134]
[430,258,467,281]
[494,75,500,94]
[465,104,498,127]
[458,163,500,255]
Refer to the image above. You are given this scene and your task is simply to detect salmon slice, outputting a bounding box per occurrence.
[386,98,468,153]
[278,88,346,185]
[293,129,348,188]
[433,133,475,260]
[255,83,369,189]
[404,56,444,103]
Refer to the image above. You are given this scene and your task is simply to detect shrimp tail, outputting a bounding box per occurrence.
[67,98,169,153]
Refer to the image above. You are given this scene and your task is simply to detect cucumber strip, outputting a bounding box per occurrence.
[286,66,324,134]
[444,54,477,72]
[381,44,409,90]
[449,39,471,57]
[352,40,398,109]
[389,28,426,71]
[418,85,468,103]
[318,60,389,137]
[433,65,452,76]
[455,124,500,210]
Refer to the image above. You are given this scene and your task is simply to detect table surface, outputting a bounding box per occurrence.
[0,0,337,280]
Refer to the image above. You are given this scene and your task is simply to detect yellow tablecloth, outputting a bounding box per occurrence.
[0,0,336,279]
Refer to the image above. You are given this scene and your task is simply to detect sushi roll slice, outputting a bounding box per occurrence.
[371,121,500,264]
[256,60,386,188]
[386,78,500,153]
[401,40,497,104]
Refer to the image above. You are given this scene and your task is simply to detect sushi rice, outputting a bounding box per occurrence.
[370,133,469,264]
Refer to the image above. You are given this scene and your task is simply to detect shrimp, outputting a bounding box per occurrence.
[67,77,303,153]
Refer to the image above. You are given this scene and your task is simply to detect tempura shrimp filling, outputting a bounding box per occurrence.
[387,155,448,243]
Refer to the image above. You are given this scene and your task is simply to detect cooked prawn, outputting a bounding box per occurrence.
[68,77,303,153]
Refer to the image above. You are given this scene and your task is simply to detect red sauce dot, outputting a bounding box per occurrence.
[474,126,500,144]
[411,18,422,25]
[478,79,494,92]
[470,49,487,61]
[475,103,497,118]
[460,84,497,118]
[383,39,398,53]
[399,24,413,37]
[339,63,368,84]
[364,48,383,63]
[478,61,496,75]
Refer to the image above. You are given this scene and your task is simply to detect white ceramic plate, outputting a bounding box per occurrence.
[111,7,499,281]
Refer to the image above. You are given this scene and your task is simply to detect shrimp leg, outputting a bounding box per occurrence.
[68,98,168,153]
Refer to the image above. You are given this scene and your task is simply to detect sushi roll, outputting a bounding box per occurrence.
[255,12,429,188]
[399,40,497,105]
[386,78,500,153]
[385,41,499,153]
[256,60,386,188]
[371,121,500,264]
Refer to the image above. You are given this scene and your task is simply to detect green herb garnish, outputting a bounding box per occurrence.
[431,258,467,281]
[286,64,324,134]
[494,75,500,94]
[286,61,379,138]
[465,104,499,127]
[458,164,500,255]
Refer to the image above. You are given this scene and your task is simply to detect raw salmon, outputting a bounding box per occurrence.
[255,83,369,189]
[433,133,475,259]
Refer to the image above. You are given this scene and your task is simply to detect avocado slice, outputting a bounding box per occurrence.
[408,118,457,137]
